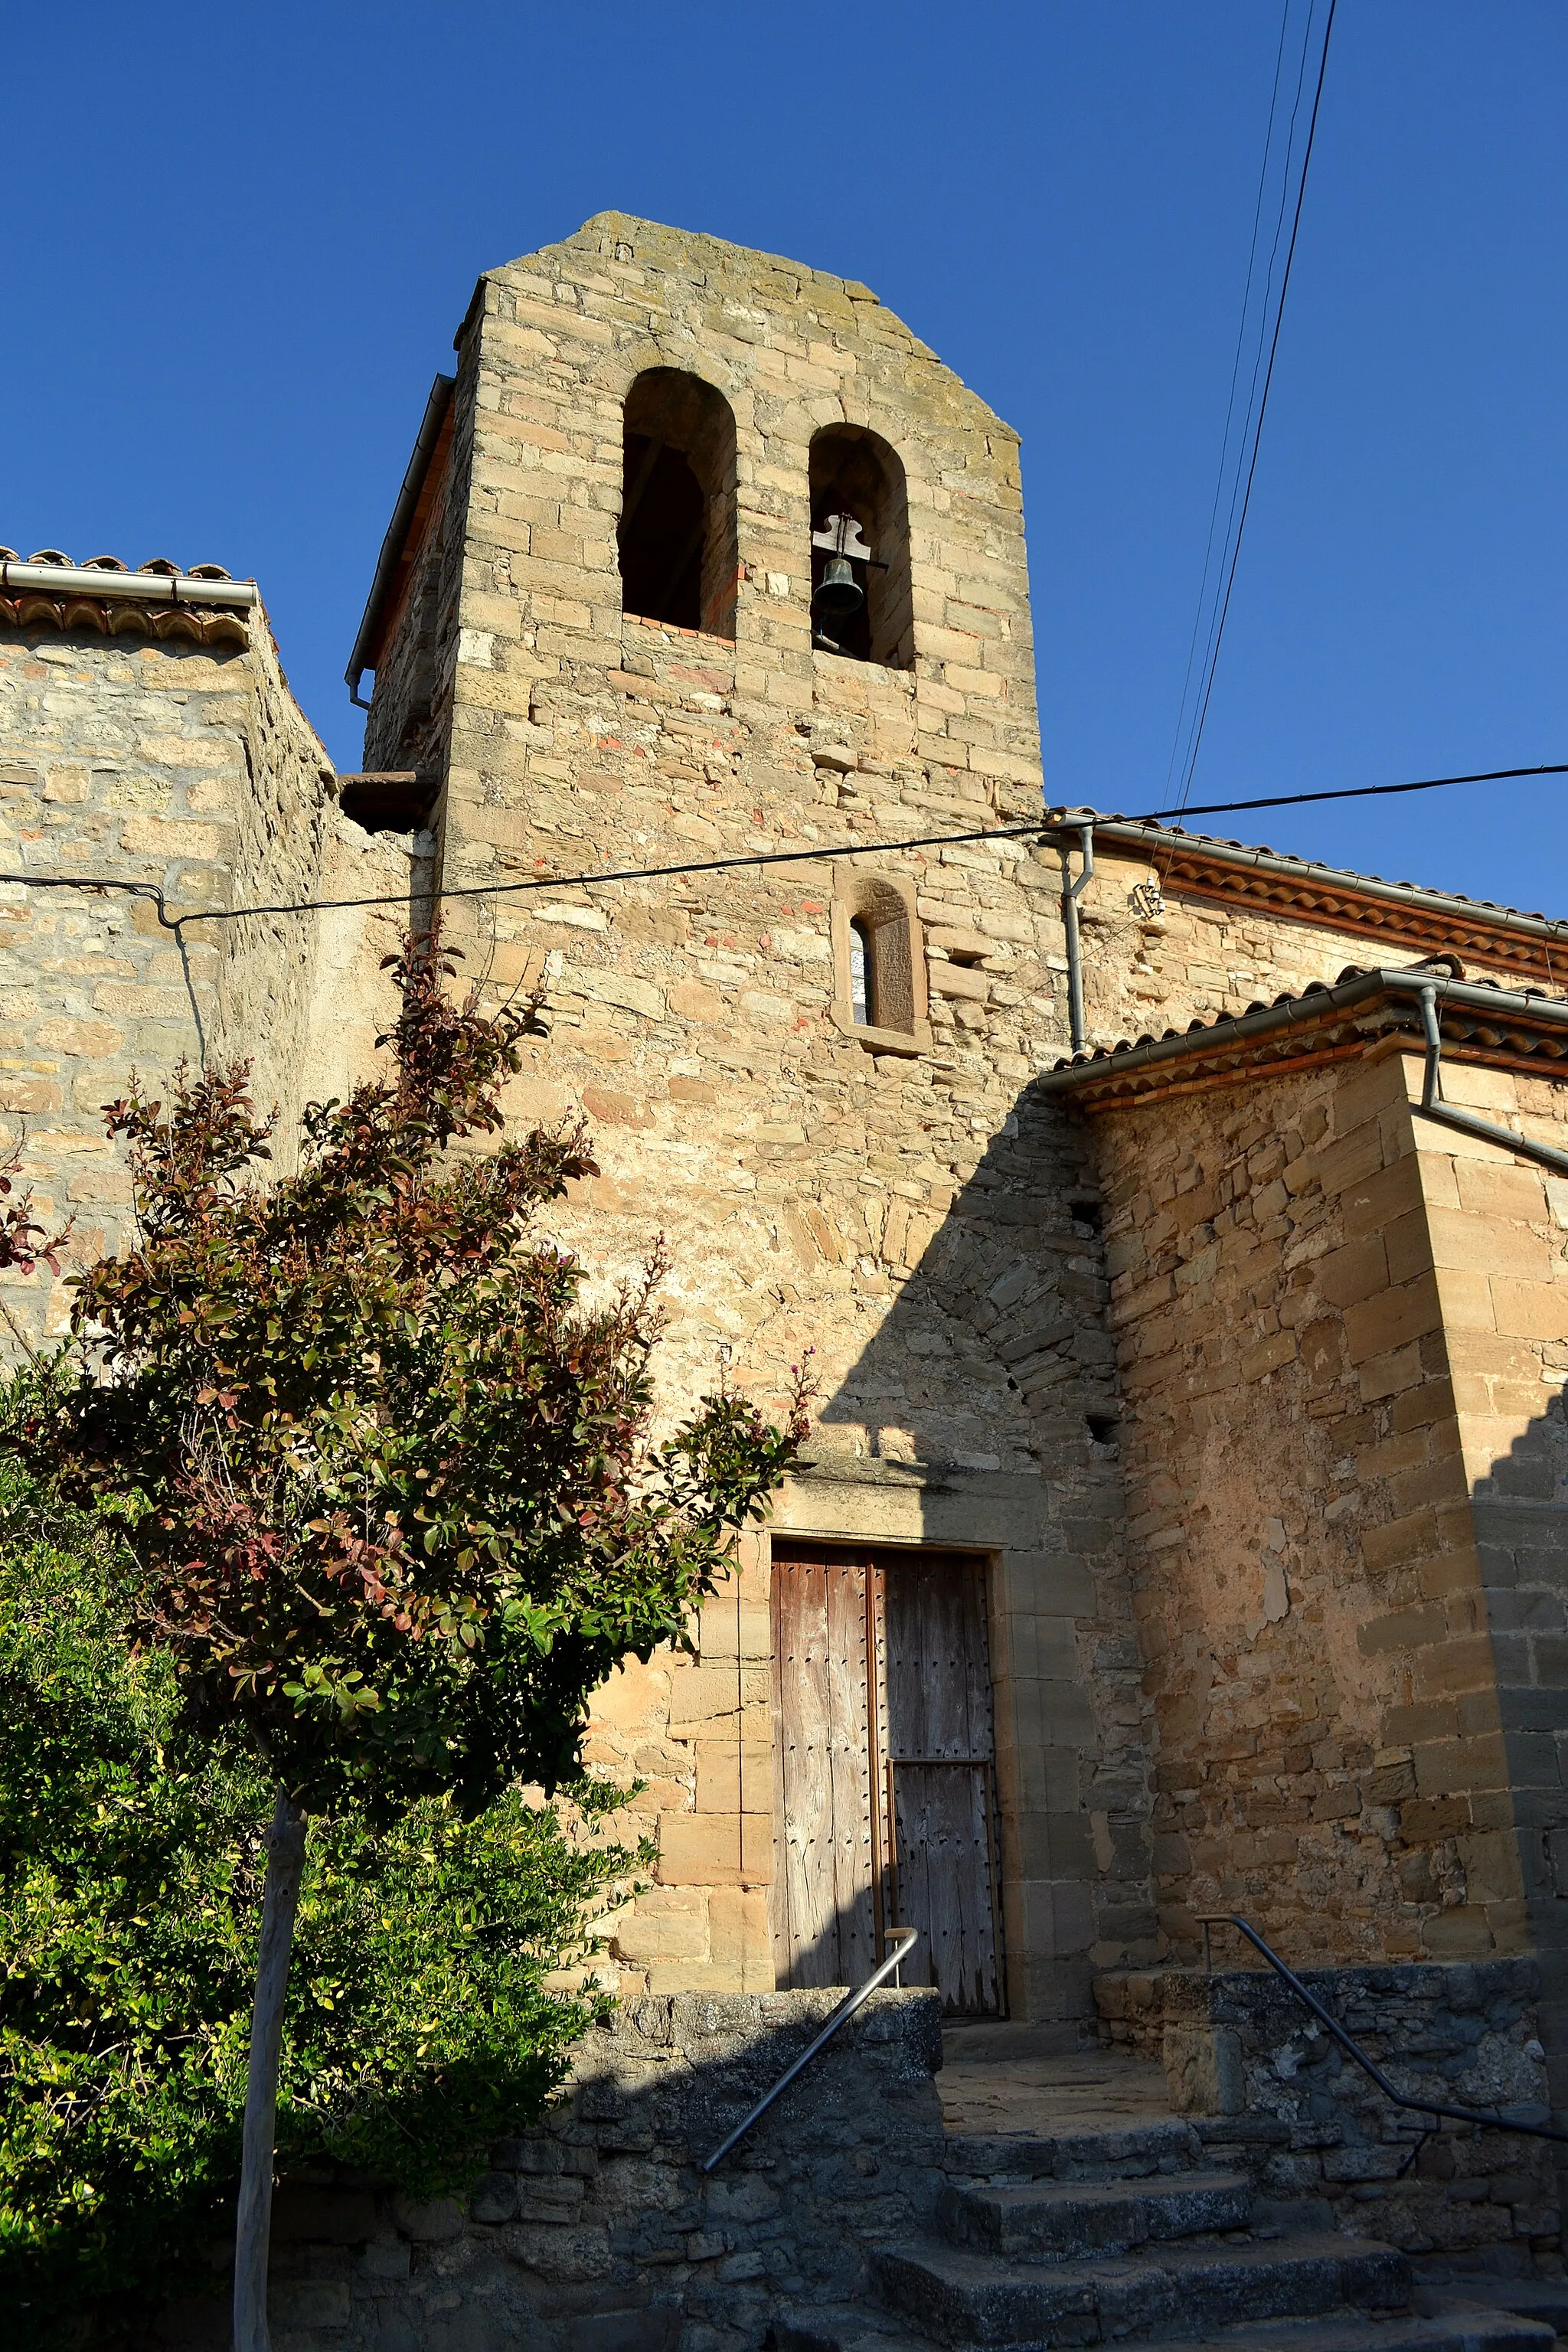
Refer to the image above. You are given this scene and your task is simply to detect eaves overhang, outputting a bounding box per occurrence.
[1088,816,1568,987]
[0,552,256,651]
[1036,965,1568,1116]
[345,373,456,704]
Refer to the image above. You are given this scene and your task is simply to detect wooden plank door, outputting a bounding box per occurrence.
[878,1550,1003,2016]
[769,1552,880,1989]
[770,1543,1002,2014]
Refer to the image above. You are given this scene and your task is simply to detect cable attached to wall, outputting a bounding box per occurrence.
[0,759,1560,943]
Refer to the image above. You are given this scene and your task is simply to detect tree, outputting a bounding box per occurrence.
[0,1470,642,2349]
[15,937,808,2352]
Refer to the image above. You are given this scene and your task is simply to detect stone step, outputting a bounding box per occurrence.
[1416,2277,1568,2335]
[769,2313,942,2352]
[1129,2304,1556,2351]
[874,2230,1410,2347]
[769,2301,1555,2352]
[937,2169,1253,2262]
[942,2118,1201,2183]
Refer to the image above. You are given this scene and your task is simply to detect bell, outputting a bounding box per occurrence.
[813,554,864,621]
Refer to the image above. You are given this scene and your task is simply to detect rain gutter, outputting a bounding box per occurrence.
[0,559,255,609]
[1058,821,1094,1054]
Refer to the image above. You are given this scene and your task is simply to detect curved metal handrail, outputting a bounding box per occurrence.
[701,1927,920,2173]
[1198,1913,1568,2145]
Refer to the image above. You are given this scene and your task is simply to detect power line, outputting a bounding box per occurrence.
[2,759,1562,937]
[1165,0,1298,802]
[1174,0,1338,812]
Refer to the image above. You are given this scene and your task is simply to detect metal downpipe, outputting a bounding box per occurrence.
[1057,822,1095,1054]
[1413,983,1568,1179]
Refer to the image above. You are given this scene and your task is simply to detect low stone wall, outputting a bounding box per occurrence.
[1095,1958,1563,2274]
[146,1989,945,2352]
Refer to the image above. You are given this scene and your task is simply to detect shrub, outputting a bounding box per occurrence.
[0,1464,639,2347]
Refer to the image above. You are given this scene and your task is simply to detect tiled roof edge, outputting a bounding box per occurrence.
[1089,815,1568,978]
[1037,963,1568,1106]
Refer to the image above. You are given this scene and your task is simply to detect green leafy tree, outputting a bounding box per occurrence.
[15,937,807,2351]
[0,1483,642,2348]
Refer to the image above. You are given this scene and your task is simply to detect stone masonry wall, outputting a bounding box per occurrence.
[140,1989,946,2352]
[361,400,465,788]
[1400,1062,1568,2123]
[207,607,339,1152]
[352,211,1568,2017]
[0,611,329,1344]
[1091,1042,1534,1970]
[1096,1958,1559,2276]
[1076,839,1552,1052]
[360,211,1161,2019]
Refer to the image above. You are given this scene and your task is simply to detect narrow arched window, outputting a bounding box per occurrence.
[619,369,738,639]
[849,916,872,1025]
[808,425,913,668]
[833,876,929,1053]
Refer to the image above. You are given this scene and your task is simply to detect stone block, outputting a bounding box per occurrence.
[270,2279,351,2326]
[694,1743,773,1815]
[1491,1276,1568,1343]
[609,1889,708,1962]
[391,2194,466,2240]
[1315,1234,1390,1308]
[564,2312,681,2352]
[1344,1274,1442,1366]
[655,1811,773,1886]
[1162,2024,1244,2115]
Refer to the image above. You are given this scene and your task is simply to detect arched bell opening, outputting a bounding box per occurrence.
[808,424,913,668]
[619,368,738,639]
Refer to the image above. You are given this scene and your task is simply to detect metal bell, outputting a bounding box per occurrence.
[813,553,864,621]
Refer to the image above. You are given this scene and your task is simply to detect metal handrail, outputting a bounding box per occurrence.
[1197,1913,1568,2145]
[701,1927,920,2173]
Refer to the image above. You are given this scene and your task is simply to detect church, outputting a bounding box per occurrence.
[4,213,1567,2343]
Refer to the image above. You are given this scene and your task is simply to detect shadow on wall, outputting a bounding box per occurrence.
[136,1991,946,2352]
[1470,1391,1568,2116]
[770,1076,1160,2021]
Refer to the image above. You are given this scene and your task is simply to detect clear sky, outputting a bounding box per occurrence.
[6,2,1565,916]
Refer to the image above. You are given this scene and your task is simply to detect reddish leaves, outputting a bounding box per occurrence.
[24,931,806,1818]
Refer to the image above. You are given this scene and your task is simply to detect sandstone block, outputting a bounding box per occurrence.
[655,1811,773,1886]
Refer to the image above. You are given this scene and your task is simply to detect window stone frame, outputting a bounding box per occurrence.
[830,869,930,1054]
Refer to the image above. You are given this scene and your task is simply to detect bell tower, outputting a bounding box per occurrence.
[349,215,1149,2026]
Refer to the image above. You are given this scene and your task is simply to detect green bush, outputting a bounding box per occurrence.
[0,1465,641,2344]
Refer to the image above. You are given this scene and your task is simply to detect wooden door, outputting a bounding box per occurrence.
[878,1551,1003,2016]
[770,1553,880,1988]
[770,1543,1002,2014]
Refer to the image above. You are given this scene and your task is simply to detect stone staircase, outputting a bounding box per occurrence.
[767,2082,1559,2352]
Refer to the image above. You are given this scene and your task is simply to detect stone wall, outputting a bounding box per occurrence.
[1400,1065,1568,2121]
[1091,1043,1530,1968]
[360,390,466,789]
[293,816,430,1116]
[347,210,1568,2018]
[207,607,340,1152]
[353,211,1162,2019]
[143,1989,946,2352]
[1096,1958,1560,2275]
[0,606,332,1344]
[1076,839,1553,1052]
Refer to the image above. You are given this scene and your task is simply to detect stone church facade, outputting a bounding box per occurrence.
[5,212,1568,2122]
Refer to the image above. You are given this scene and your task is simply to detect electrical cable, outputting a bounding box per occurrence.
[1165,0,1298,802]
[2,760,1562,939]
[1173,0,1338,815]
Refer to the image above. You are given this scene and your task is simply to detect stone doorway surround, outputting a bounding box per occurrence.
[763,1455,1111,2024]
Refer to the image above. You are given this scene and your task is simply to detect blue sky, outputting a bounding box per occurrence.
[6,2,1566,914]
